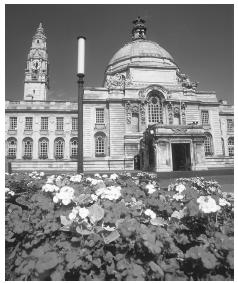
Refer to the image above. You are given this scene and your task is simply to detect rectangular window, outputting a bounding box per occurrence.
[41,117,48,130]
[72,117,78,130]
[201,111,209,125]
[227,119,234,132]
[25,117,33,130]
[96,108,105,124]
[56,117,64,131]
[9,117,17,130]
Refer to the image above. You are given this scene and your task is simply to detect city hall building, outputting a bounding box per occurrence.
[5,18,234,172]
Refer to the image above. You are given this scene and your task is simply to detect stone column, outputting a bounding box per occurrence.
[32,136,38,159]
[64,134,70,159]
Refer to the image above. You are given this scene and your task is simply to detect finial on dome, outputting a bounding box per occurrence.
[132,16,147,40]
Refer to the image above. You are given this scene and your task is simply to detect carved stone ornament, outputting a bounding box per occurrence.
[125,101,132,124]
[171,128,187,134]
[174,106,180,118]
[181,102,186,125]
[140,103,146,124]
[106,73,132,89]
[131,104,139,113]
[167,102,173,124]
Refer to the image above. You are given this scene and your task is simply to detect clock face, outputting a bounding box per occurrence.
[32,60,41,70]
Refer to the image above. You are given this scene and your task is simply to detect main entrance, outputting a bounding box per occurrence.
[172,143,191,171]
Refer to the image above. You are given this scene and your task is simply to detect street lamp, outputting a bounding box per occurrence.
[77,36,86,173]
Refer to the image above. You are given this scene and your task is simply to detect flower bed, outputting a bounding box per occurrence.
[5,172,234,281]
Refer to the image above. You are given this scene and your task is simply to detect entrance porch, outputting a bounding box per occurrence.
[142,124,208,172]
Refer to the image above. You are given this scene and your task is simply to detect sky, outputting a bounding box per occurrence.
[5,4,234,104]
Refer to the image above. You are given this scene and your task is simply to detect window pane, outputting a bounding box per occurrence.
[72,118,78,130]
[227,119,234,132]
[8,139,17,156]
[204,134,213,155]
[40,139,48,157]
[9,117,17,130]
[95,135,105,154]
[148,97,163,123]
[228,137,234,156]
[55,139,64,158]
[56,117,64,130]
[70,139,78,157]
[25,117,33,130]
[96,109,104,124]
[202,111,209,125]
[41,117,48,130]
[24,139,33,157]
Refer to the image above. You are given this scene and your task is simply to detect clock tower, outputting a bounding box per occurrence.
[24,23,49,100]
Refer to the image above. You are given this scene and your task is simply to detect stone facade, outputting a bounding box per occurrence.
[5,19,234,172]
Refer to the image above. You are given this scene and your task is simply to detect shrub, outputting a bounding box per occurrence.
[5,172,234,281]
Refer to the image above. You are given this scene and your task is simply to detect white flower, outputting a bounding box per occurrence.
[78,207,89,219]
[102,174,108,178]
[197,196,221,213]
[94,173,102,179]
[144,209,156,219]
[110,173,118,180]
[42,184,59,193]
[39,172,45,177]
[175,184,186,193]
[53,195,59,203]
[219,198,231,207]
[97,186,121,200]
[55,186,75,205]
[70,174,82,183]
[173,193,184,201]
[91,194,98,201]
[171,208,186,219]
[145,183,156,194]
[5,187,10,193]
[91,179,99,186]
[46,175,55,184]
[68,211,77,221]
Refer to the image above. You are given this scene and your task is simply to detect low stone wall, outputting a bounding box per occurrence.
[9,158,135,172]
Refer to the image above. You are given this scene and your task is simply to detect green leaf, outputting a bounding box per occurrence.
[76,225,93,235]
[150,217,167,226]
[60,215,72,226]
[103,230,120,244]
[148,261,164,277]
[88,204,104,223]
[35,252,59,274]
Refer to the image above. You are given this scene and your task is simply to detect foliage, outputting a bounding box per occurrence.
[5,172,234,280]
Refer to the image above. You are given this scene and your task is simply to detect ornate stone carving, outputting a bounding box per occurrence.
[131,104,139,113]
[125,101,131,124]
[179,73,199,90]
[140,103,146,124]
[173,106,180,118]
[167,102,173,124]
[171,128,187,134]
[181,102,186,125]
[106,73,132,90]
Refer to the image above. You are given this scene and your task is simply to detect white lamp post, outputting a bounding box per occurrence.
[77,36,86,173]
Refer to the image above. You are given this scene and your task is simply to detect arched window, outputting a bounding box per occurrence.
[7,138,17,158]
[70,138,78,159]
[39,138,48,159]
[204,133,213,156]
[23,138,33,159]
[54,138,64,159]
[228,137,234,156]
[95,133,106,157]
[148,94,163,124]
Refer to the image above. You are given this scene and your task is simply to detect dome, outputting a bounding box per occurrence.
[108,39,174,67]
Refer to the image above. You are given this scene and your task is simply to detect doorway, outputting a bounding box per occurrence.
[172,143,191,171]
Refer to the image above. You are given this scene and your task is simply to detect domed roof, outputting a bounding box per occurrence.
[108,39,174,66]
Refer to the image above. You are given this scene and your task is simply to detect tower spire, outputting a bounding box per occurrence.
[132,16,147,40]
[33,22,46,40]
